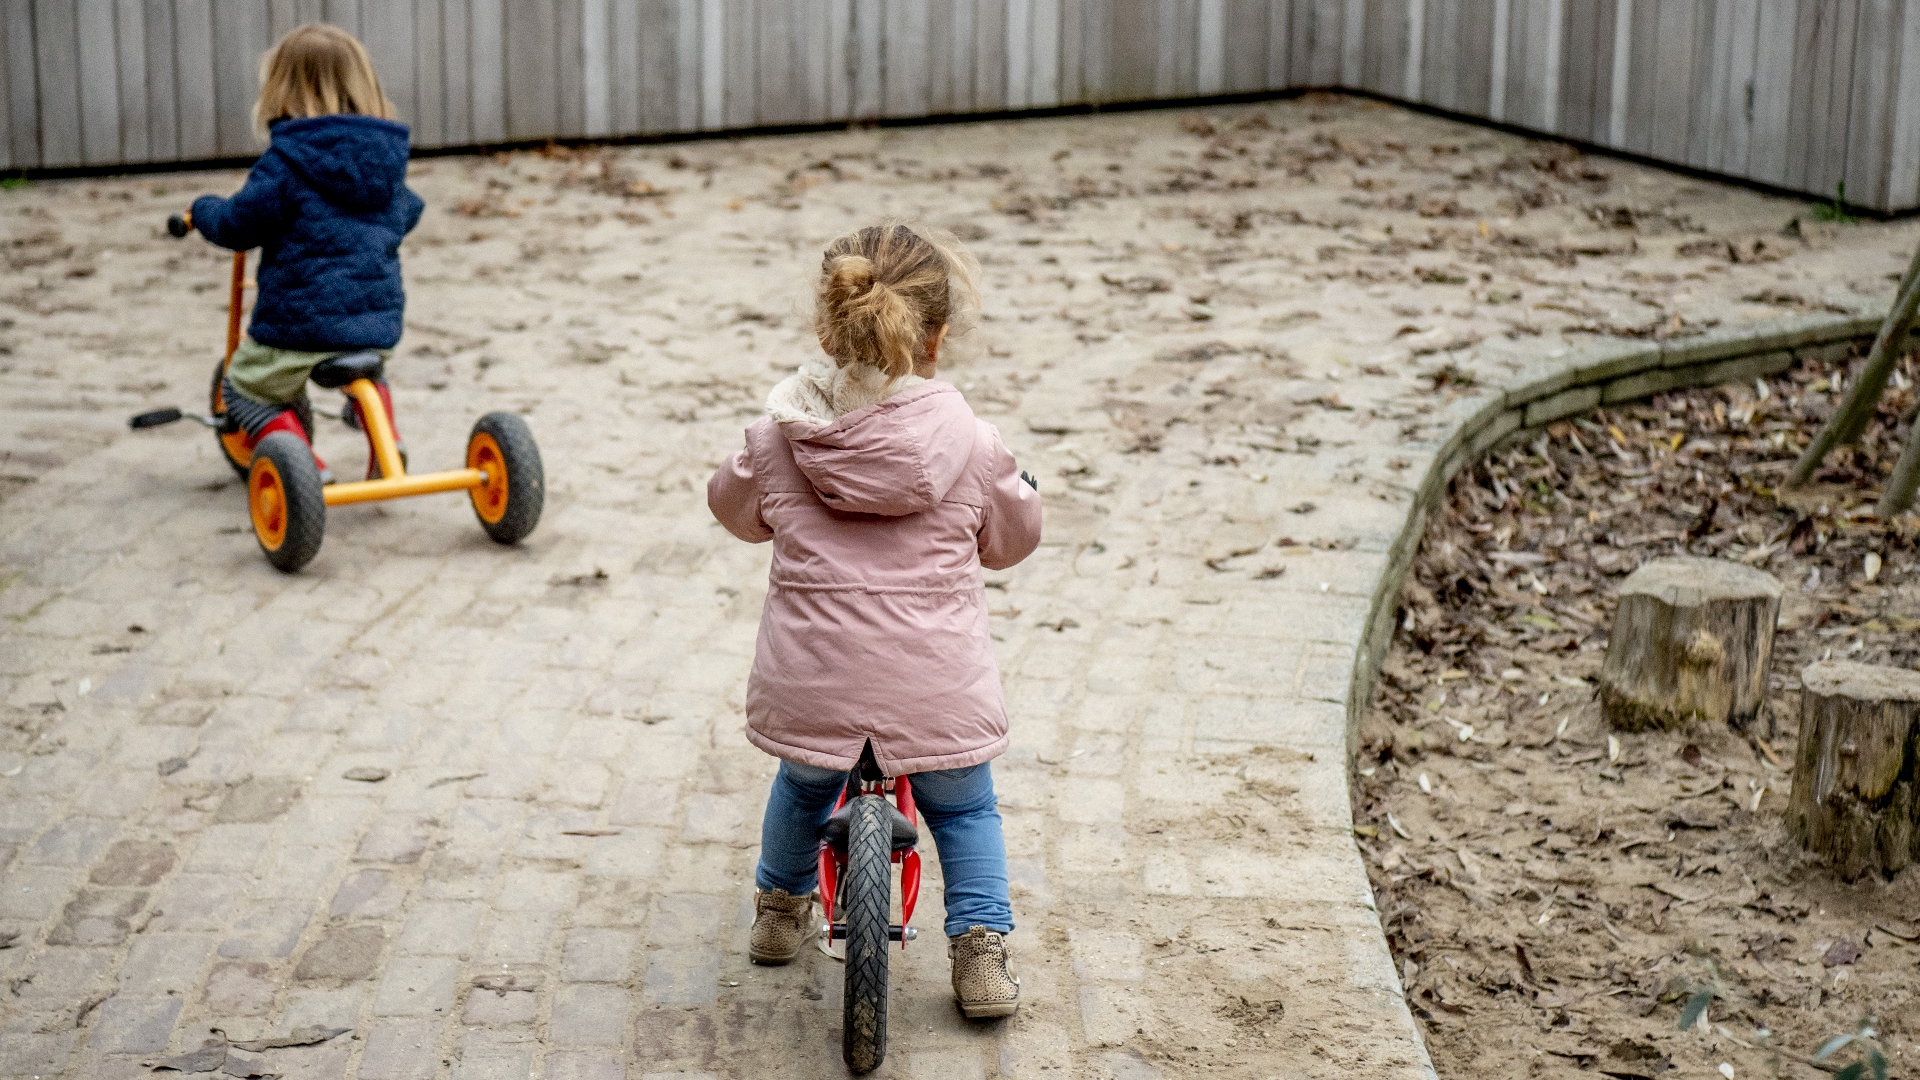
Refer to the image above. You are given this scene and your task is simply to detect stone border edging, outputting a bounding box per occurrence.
[1335,307,1899,1075]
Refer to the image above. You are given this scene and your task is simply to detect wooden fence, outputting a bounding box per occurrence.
[4,0,1918,210]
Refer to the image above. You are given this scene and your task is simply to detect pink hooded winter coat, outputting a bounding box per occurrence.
[707,380,1043,776]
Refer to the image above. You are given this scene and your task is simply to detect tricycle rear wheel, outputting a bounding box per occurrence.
[841,795,892,1074]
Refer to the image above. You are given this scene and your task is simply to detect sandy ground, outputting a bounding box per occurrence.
[3,92,1920,1079]
[1360,347,1920,1080]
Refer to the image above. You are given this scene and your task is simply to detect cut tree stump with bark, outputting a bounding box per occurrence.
[1787,660,1920,880]
[1599,557,1782,731]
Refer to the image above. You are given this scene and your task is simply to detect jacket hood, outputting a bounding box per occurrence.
[779,381,977,516]
[269,115,412,211]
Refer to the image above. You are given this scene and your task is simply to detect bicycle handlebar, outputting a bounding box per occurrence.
[166,213,192,238]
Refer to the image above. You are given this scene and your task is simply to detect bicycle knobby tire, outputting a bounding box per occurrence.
[841,794,892,1074]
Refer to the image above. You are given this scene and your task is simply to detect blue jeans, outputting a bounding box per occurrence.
[756,759,1013,938]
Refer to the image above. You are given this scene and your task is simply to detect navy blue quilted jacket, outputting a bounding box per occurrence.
[192,115,424,352]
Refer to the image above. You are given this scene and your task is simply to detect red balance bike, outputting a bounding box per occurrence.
[819,744,923,1074]
[131,213,542,572]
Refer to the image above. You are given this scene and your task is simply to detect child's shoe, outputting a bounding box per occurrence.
[748,889,814,965]
[948,926,1020,1018]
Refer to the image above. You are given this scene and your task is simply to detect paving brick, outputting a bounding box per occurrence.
[119,932,217,996]
[147,872,247,932]
[46,887,147,946]
[549,1050,628,1080]
[396,900,482,956]
[182,824,272,873]
[213,778,303,824]
[203,960,278,1016]
[452,1030,534,1079]
[561,927,638,982]
[0,1032,71,1076]
[374,956,461,1016]
[462,984,539,1026]
[550,983,629,1046]
[26,818,119,866]
[331,868,409,919]
[355,814,435,864]
[293,924,386,983]
[0,864,81,919]
[87,995,182,1053]
[219,900,315,958]
[477,912,556,966]
[640,946,720,1006]
[357,1018,441,1080]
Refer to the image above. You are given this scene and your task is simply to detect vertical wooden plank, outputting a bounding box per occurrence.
[928,0,956,110]
[468,0,506,142]
[140,0,177,160]
[414,0,446,146]
[1005,0,1030,107]
[0,0,15,169]
[974,0,1007,108]
[1058,0,1083,102]
[1815,0,1859,201]
[1454,0,1493,112]
[885,0,932,116]
[1196,0,1224,94]
[211,0,270,155]
[267,0,296,37]
[1781,0,1825,191]
[1417,0,1449,108]
[698,0,723,127]
[1558,0,1598,140]
[1342,0,1365,85]
[1404,0,1426,101]
[720,0,753,126]
[582,0,610,135]
[634,0,674,130]
[1159,0,1199,97]
[360,0,416,127]
[322,0,360,34]
[757,0,795,122]
[1265,0,1290,87]
[506,0,556,139]
[1648,0,1698,163]
[804,0,833,120]
[1884,0,1920,209]
[1082,0,1111,98]
[1620,0,1658,154]
[1484,0,1507,119]
[609,0,640,132]
[1680,0,1718,169]
[1605,0,1632,146]
[674,0,700,128]
[1029,0,1060,105]
[113,0,148,161]
[446,0,477,144]
[1842,0,1896,209]
[31,0,81,167]
[174,0,217,158]
[848,0,879,118]
[1221,0,1268,92]
[1718,0,1758,175]
[556,0,586,136]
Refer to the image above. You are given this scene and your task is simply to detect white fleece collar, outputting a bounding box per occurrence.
[765,356,925,425]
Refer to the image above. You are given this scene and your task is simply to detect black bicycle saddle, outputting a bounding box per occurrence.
[309,351,385,388]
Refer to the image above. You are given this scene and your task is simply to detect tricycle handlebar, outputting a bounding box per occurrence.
[166,213,192,238]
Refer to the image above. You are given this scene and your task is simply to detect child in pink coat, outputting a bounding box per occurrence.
[708,223,1042,1017]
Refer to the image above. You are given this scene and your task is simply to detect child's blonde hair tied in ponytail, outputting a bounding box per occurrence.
[815,223,981,380]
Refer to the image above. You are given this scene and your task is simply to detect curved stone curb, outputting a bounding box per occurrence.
[1337,308,1903,1077]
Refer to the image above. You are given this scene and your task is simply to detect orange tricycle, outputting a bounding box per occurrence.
[132,212,543,572]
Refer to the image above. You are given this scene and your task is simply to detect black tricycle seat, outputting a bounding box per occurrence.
[309,351,384,389]
[823,798,919,853]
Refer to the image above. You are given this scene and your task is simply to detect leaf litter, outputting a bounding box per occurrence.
[1357,346,1920,1079]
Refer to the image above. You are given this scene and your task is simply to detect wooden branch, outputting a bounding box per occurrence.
[1878,409,1920,517]
[1790,241,1920,487]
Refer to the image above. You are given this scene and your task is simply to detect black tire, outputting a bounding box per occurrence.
[467,411,544,545]
[248,432,325,573]
[841,794,892,1074]
[209,359,311,479]
[210,359,250,479]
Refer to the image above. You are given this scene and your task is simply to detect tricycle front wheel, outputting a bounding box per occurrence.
[466,412,543,545]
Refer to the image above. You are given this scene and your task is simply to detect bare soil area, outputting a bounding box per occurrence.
[1359,348,1920,1079]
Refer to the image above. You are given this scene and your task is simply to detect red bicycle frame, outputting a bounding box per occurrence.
[818,774,922,949]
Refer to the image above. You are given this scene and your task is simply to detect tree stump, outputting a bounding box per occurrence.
[1599,557,1782,731]
[1787,661,1920,880]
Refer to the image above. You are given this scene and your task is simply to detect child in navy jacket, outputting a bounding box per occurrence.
[189,24,424,482]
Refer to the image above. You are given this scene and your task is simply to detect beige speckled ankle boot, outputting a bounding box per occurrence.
[948,926,1020,1018]
[748,889,814,965]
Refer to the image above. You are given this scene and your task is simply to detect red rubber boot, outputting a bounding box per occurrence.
[248,410,333,485]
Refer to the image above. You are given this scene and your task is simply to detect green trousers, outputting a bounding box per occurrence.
[227,339,390,406]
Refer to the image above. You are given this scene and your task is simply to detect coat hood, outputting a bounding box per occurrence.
[268,115,412,211]
[775,377,978,516]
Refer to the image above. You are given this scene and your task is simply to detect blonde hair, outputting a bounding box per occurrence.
[253,24,396,140]
[815,224,982,380]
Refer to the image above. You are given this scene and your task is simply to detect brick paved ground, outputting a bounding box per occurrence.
[2,95,1913,1079]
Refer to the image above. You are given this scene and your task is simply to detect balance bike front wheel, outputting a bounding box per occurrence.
[248,432,325,572]
[841,794,892,1074]
[466,412,544,545]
